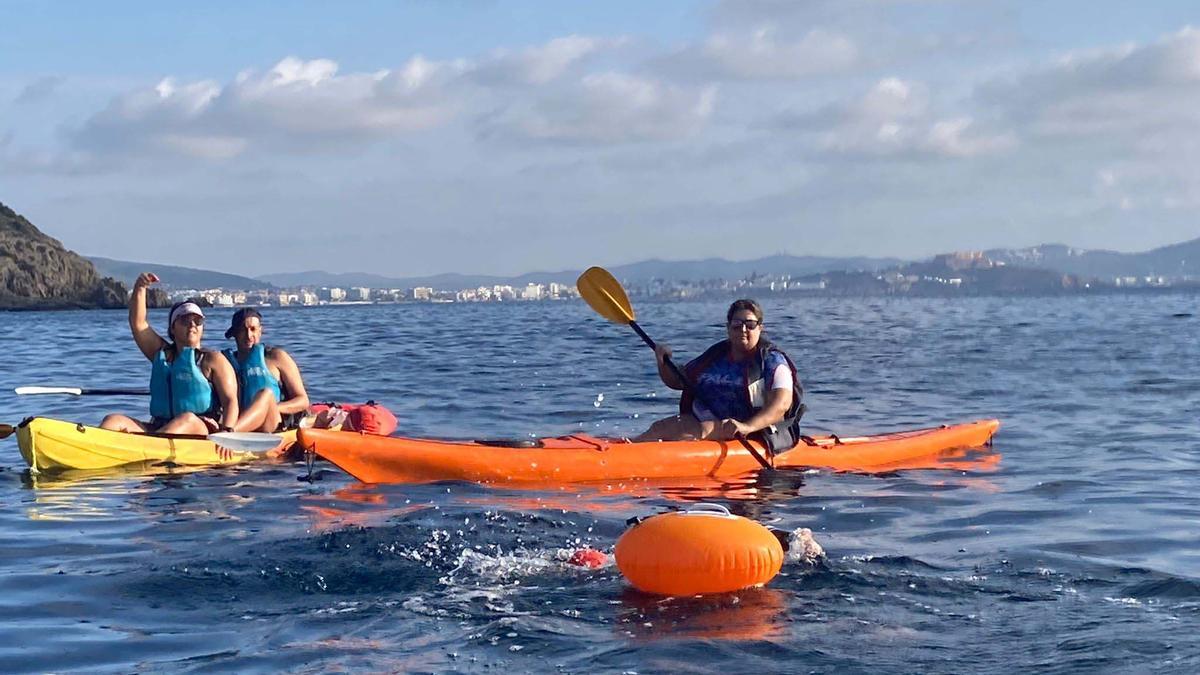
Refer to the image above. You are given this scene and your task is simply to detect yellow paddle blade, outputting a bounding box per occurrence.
[577,266,636,324]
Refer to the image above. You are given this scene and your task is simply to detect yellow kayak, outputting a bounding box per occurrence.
[16,417,297,473]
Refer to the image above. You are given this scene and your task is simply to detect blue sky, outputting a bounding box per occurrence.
[3,1,1199,277]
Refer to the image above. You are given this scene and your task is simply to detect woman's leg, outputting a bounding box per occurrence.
[634,414,705,442]
[157,412,209,435]
[695,419,720,440]
[99,414,150,433]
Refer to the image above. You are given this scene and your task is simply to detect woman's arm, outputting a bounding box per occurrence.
[728,386,793,436]
[129,272,167,361]
[653,343,687,390]
[207,353,240,430]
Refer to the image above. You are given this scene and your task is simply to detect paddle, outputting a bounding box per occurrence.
[16,386,149,396]
[208,431,287,453]
[0,420,280,453]
[576,266,774,470]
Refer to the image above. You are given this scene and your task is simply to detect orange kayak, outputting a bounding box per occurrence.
[297,419,999,485]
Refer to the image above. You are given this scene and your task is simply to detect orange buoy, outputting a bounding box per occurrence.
[614,504,784,596]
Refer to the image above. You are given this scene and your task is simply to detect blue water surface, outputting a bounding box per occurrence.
[0,295,1197,673]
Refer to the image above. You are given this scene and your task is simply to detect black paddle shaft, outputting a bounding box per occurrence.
[630,320,774,470]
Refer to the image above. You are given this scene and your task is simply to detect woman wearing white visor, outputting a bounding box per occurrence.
[100,272,240,434]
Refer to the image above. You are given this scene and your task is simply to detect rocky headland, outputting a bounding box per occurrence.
[0,202,140,310]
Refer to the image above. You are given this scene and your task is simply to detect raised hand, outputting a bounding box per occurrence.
[133,272,160,290]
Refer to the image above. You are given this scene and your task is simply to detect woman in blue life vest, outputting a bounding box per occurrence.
[100,272,240,434]
[634,299,805,454]
[222,307,310,433]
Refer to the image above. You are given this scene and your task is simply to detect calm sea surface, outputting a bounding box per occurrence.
[0,295,1197,673]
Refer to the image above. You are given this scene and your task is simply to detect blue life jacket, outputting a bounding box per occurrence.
[149,346,219,420]
[223,344,282,409]
[679,338,805,454]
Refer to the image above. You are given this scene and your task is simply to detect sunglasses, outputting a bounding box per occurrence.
[176,315,205,327]
[728,319,761,330]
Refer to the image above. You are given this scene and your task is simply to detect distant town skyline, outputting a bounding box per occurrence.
[3,1,1199,277]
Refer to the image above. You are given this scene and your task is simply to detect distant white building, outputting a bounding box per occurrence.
[522,283,543,300]
[352,286,371,301]
[789,280,826,290]
[412,287,433,301]
[328,287,347,302]
[301,291,319,305]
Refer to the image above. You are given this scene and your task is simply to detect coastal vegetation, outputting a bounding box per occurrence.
[0,202,169,311]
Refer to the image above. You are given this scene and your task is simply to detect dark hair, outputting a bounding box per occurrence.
[726,298,764,324]
[225,307,264,339]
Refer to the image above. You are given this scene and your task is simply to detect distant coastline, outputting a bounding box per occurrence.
[6,197,1200,310]
[128,248,1200,308]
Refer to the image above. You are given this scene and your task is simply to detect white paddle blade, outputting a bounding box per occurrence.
[15,386,83,396]
[209,432,285,453]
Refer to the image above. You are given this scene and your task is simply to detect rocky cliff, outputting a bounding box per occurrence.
[0,202,128,310]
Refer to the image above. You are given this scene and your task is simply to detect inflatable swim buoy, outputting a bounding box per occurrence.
[614,504,784,596]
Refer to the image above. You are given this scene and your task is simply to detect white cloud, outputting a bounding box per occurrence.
[469,35,625,86]
[924,117,1015,157]
[985,26,1200,137]
[478,72,717,144]
[71,56,462,160]
[780,78,1014,158]
[967,26,1200,210]
[65,36,648,160]
[657,25,858,81]
[700,26,858,79]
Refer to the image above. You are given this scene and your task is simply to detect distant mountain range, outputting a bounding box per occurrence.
[984,239,1200,278]
[87,235,1200,292]
[256,254,905,289]
[88,256,273,291]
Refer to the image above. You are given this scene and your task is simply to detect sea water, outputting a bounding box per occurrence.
[0,295,1196,673]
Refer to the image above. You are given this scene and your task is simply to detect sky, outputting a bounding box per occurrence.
[3,0,1199,277]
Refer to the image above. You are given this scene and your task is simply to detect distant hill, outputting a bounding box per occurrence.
[88,257,274,291]
[0,202,127,310]
[985,238,1200,279]
[91,235,1200,294]
[258,254,904,289]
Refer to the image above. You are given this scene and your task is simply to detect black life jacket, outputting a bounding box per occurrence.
[679,338,806,454]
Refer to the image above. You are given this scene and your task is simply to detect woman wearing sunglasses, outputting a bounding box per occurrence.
[100,272,240,435]
[635,298,804,453]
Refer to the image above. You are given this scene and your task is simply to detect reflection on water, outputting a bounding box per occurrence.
[20,463,209,520]
[617,587,792,642]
